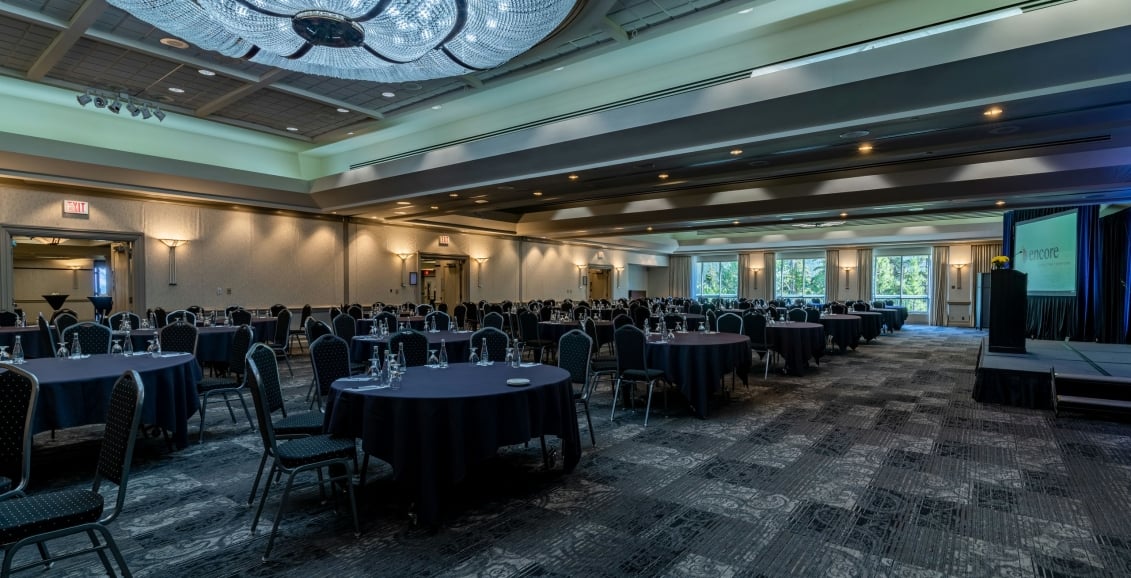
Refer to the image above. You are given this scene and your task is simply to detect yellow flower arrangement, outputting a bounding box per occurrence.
[991,255,1010,269]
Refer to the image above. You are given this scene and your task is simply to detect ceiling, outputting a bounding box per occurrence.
[2,0,1130,254]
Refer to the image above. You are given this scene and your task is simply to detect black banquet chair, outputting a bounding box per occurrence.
[388,329,429,366]
[0,370,144,577]
[471,326,510,363]
[611,325,668,427]
[309,334,353,411]
[159,319,199,356]
[0,365,38,500]
[245,347,359,561]
[61,321,113,355]
[269,308,294,376]
[425,311,451,331]
[197,324,256,442]
[558,329,597,447]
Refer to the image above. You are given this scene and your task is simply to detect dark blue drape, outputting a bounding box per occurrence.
[1100,208,1131,343]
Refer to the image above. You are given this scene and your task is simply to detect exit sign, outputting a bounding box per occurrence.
[63,200,89,215]
[438,235,450,246]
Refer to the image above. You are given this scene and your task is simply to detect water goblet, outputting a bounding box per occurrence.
[468,346,480,366]
[428,349,439,368]
[0,345,9,363]
[57,342,69,359]
[111,340,123,356]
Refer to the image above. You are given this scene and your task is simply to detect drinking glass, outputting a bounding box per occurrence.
[0,345,9,363]
[111,340,123,356]
[468,346,480,366]
[57,342,70,359]
[428,349,439,368]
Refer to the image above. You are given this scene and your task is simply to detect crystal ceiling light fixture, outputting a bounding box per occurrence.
[107,0,579,82]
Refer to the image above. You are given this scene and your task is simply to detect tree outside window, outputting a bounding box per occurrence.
[774,258,825,302]
[695,260,738,299]
[874,255,929,312]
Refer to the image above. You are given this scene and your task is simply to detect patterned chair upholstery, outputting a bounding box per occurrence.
[166,309,196,325]
[482,311,504,330]
[471,326,510,363]
[0,311,17,327]
[389,329,429,367]
[787,308,808,322]
[61,321,112,355]
[310,335,352,405]
[269,309,294,376]
[0,370,143,576]
[53,313,78,343]
[159,320,198,355]
[425,311,451,331]
[332,313,357,341]
[0,366,38,500]
[197,325,255,443]
[453,304,468,329]
[230,308,252,326]
[107,311,141,332]
[611,325,667,427]
[716,312,743,335]
[558,329,596,447]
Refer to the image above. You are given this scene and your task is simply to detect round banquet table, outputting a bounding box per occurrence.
[820,314,862,353]
[350,330,472,363]
[872,308,903,331]
[10,352,202,449]
[643,331,751,418]
[323,362,580,526]
[122,325,269,363]
[766,321,826,375]
[0,326,46,359]
[850,311,884,342]
[538,320,613,345]
[358,316,426,334]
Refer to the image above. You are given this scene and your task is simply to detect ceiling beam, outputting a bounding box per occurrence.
[26,0,107,80]
[195,69,289,117]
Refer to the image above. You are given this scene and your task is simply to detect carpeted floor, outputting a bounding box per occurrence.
[18,325,1131,577]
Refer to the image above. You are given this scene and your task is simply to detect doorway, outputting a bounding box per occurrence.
[419,254,468,308]
[587,266,612,301]
[1,227,145,319]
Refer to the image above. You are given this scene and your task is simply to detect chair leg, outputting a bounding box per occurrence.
[610,378,623,421]
[237,393,255,431]
[251,463,278,534]
[198,395,209,442]
[643,380,657,427]
[87,528,115,576]
[35,542,51,569]
[263,471,298,561]
[93,525,132,578]
[222,392,238,423]
[581,399,596,447]
[247,451,270,506]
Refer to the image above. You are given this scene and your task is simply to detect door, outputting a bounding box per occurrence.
[440,261,464,306]
[588,268,611,301]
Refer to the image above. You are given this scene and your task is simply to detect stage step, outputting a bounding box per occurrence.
[1052,371,1131,416]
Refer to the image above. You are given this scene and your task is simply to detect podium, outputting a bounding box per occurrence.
[988,269,1027,354]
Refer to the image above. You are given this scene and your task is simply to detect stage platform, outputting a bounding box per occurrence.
[973,339,1131,409]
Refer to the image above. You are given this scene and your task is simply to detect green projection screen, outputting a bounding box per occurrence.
[1013,209,1078,296]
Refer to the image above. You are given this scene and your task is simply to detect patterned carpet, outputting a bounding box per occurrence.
[19,326,1131,577]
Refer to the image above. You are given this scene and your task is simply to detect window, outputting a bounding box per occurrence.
[874,254,929,312]
[694,259,738,299]
[775,257,826,302]
[93,261,110,295]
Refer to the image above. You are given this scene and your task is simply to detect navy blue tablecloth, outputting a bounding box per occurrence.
[12,352,202,449]
[821,315,862,353]
[350,330,472,363]
[323,362,579,525]
[851,311,884,342]
[644,332,751,418]
[767,322,826,375]
[358,316,425,334]
[538,321,613,345]
[873,308,903,331]
[122,325,270,363]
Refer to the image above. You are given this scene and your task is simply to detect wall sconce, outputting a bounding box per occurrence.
[615,266,624,288]
[70,265,81,290]
[750,266,762,291]
[396,253,412,287]
[842,266,854,290]
[474,257,489,288]
[952,263,967,289]
[159,239,186,286]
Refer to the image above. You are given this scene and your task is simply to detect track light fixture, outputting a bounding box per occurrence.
[75,88,166,122]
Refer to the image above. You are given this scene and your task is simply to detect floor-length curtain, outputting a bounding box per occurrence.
[1100,208,1131,343]
[738,253,752,299]
[970,243,1001,280]
[825,249,839,303]
[930,245,949,325]
[763,252,775,302]
[668,255,692,298]
[856,248,872,302]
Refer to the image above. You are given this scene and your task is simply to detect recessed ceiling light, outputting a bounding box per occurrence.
[286,127,299,132]
[347,132,355,135]
[532,191,543,196]
[396,201,412,205]
[430,205,439,209]
[167,87,185,93]
[730,149,743,156]
[646,226,653,231]
[658,173,669,180]
[732,220,739,225]
[449,193,459,198]
[431,105,442,110]
[839,130,870,139]
[738,7,754,14]
[160,37,189,49]
[780,217,793,221]
[198,69,216,76]
[336,107,349,113]
[554,66,565,71]
[474,199,488,204]
[394,211,406,215]
[840,212,848,218]
[614,227,624,230]
[381,92,395,98]
[858,143,873,153]
[995,200,1006,206]
[909,207,924,212]
[568,174,579,181]
[984,106,1003,117]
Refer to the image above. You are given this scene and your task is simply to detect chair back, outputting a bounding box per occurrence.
[482,311,504,330]
[830,303,846,314]
[453,304,467,328]
[310,335,352,398]
[108,311,142,331]
[787,308,807,322]
[471,326,510,362]
[166,309,196,325]
[416,304,433,316]
[94,369,144,523]
[50,308,78,324]
[273,308,291,346]
[425,311,451,330]
[298,304,312,329]
[247,343,286,415]
[706,309,718,331]
[581,317,604,355]
[573,306,590,320]
[54,312,78,339]
[332,313,357,341]
[228,324,255,379]
[743,313,769,349]
[852,302,869,311]
[270,304,288,317]
[389,329,429,366]
[613,325,649,375]
[231,308,252,326]
[872,301,886,310]
[306,318,332,343]
[805,308,821,323]
[37,313,57,357]
[716,312,743,335]
[688,302,703,315]
[153,307,168,328]
[517,311,541,343]
[347,305,364,320]
[662,314,683,330]
[0,311,17,327]
[0,366,38,498]
[630,306,649,329]
[611,313,633,330]
[159,320,198,355]
[558,330,593,393]
[62,321,113,354]
[374,311,398,333]
[244,347,283,460]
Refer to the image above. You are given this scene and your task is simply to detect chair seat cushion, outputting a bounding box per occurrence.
[622,368,665,381]
[0,489,104,544]
[274,412,324,437]
[276,435,355,468]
